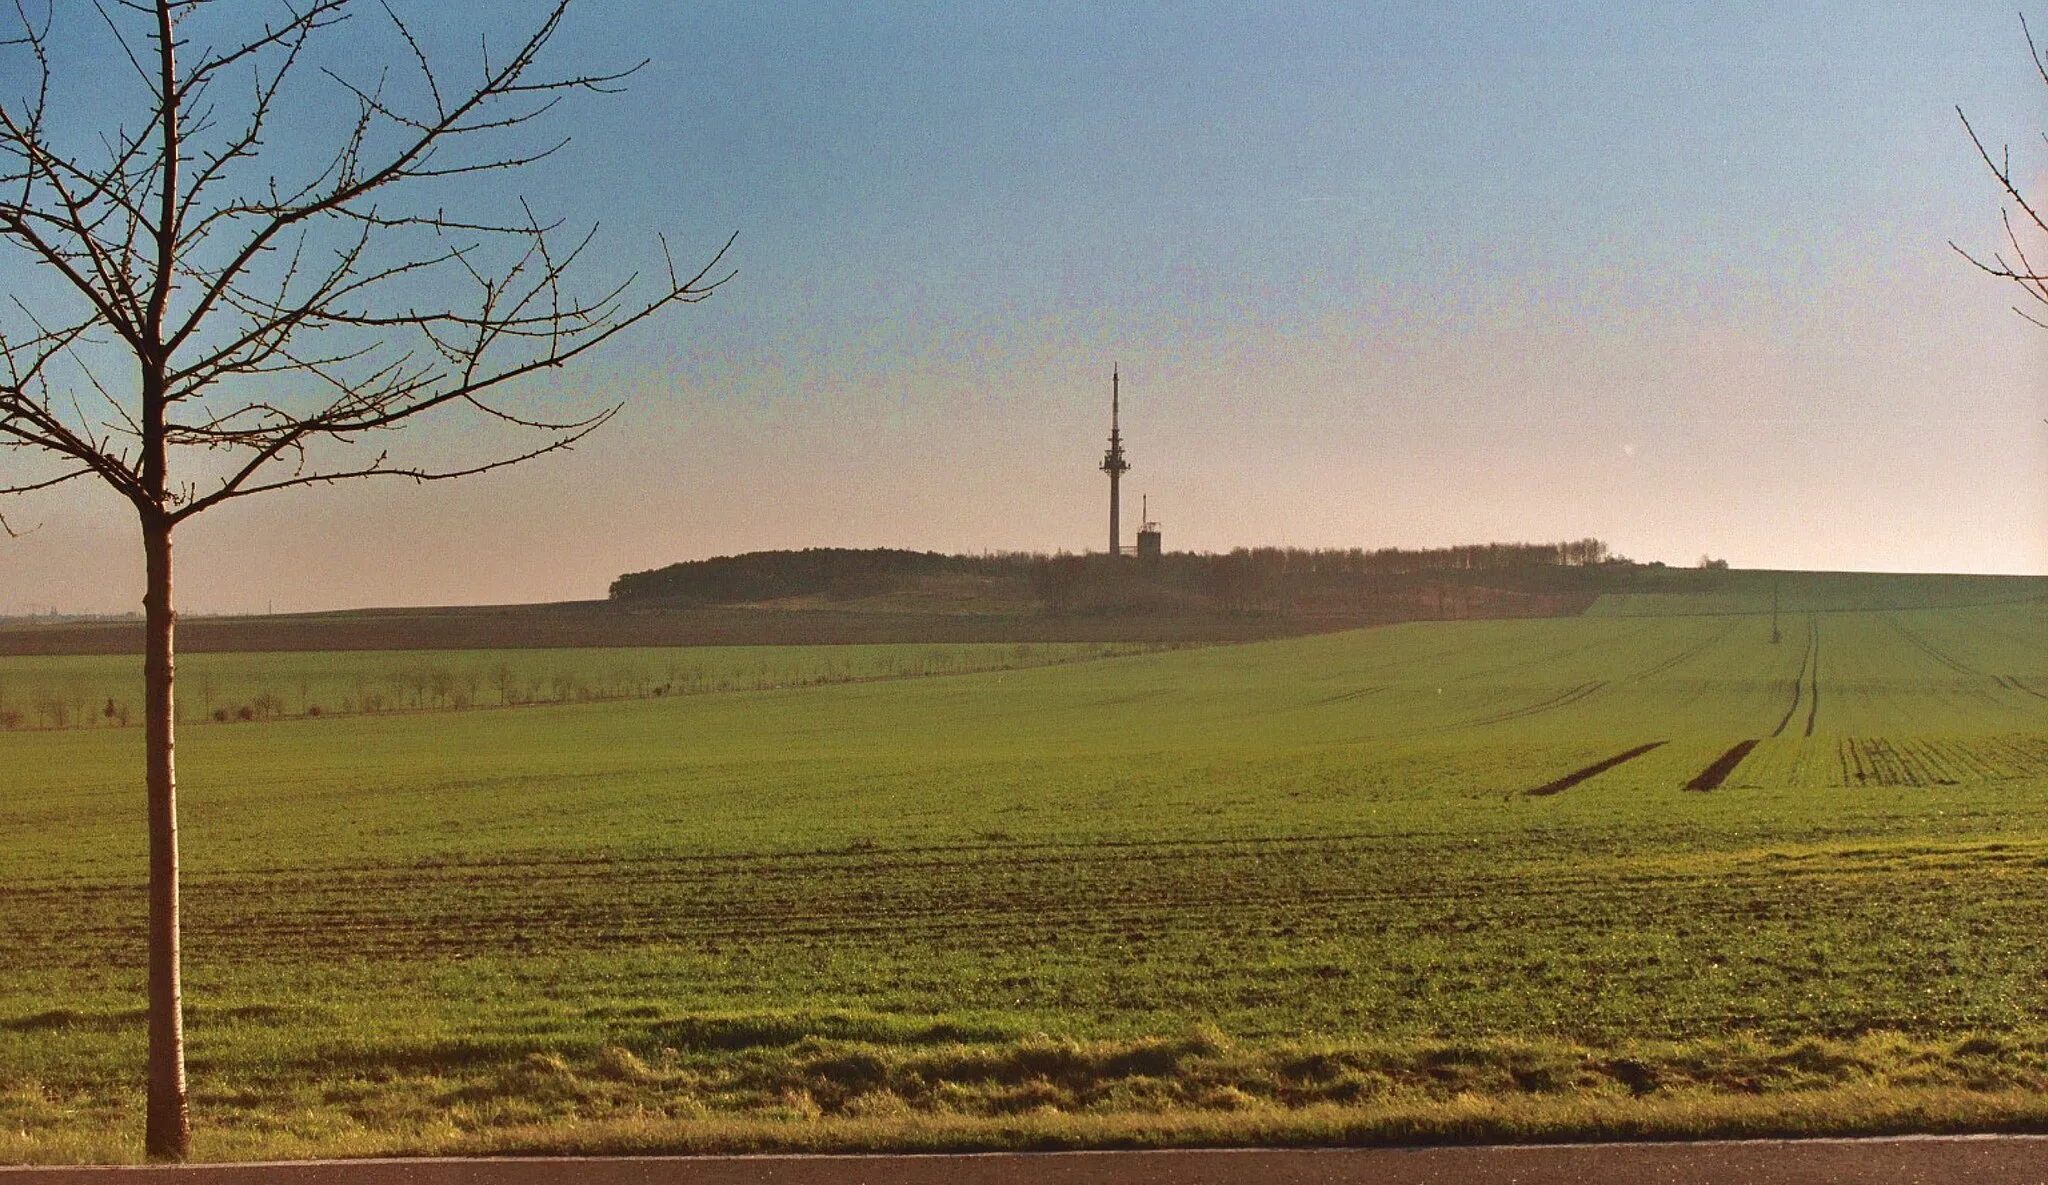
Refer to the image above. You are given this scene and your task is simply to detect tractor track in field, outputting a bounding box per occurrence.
[1804,619,1820,738]
[1887,618,1979,676]
[1887,617,2048,710]
[1442,680,1605,731]
[1309,686,1384,706]
[1770,623,1817,739]
[1946,613,2048,684]
[1522,741,1668,797]
[1450,622,1660,682]
[1997,675,2048,701]
[1366,620,1701,737]
[1686,620,1817,792]
[1626,623,1731,683]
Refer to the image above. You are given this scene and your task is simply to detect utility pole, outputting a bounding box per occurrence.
[1101,367,1130,556]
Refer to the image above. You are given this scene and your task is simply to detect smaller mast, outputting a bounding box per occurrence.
[1136,494,1162,560]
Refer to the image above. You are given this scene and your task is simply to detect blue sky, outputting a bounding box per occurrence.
[4,2,2046,612]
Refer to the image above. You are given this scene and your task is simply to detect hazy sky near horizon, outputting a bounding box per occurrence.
[4,1,2048,614]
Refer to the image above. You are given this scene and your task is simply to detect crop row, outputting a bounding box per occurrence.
[1830,735,2048,786]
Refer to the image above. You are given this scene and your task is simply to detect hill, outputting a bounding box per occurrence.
[13,546,2039,659]
[1,541,1619,656]
[607,542,1618,616]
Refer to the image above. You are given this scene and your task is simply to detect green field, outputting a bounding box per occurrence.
[10,574,2048,1161]
[0,641,1167,729]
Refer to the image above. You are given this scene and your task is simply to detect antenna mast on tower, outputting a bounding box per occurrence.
[1101,367,1131,556]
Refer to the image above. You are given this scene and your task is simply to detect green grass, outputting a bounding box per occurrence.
[0,640,1167,729]
[10,574,2048,1161]
[1584,567,2048,617]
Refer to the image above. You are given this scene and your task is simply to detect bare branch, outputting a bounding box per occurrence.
[1947,13,2048,342]
[0,0,732,536]
[0,464,90,495]
[175,401,621,517]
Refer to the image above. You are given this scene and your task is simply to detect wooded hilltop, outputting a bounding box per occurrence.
[610,539,1623,616]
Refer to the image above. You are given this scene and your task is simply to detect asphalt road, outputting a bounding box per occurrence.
[5,1137,2048,1185]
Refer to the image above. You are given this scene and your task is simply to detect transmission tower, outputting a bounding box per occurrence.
[1101,367,1131,556]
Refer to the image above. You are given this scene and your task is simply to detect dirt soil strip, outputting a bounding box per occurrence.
[8,1137,2048,1185]
[1524,741,1668,796]
[1685,739,1761,792]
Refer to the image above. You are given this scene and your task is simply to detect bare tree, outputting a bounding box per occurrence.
[0,0,729,1160]
[1957,16,2048,327]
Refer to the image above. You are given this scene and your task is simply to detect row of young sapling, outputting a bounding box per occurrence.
[0,643,1159,730]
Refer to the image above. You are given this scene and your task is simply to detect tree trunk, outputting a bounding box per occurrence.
[141,514,188,1160]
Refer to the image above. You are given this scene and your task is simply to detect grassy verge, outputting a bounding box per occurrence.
[12,1024,2048,1162]
[441,1087,2048,1158]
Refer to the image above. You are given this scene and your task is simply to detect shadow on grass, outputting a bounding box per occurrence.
[651,1012,1016,1053]
[0,1007,145,1033]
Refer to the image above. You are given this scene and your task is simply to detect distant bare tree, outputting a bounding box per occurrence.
[1957,16,2048,328]
[0,0,730,1159]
